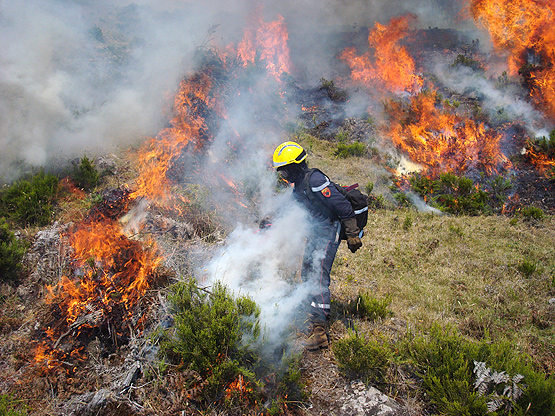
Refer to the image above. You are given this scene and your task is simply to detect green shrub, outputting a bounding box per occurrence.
[365,182,374,195]
[160,279,261,402]
[451,54,483,71]
[403,324,555,416]
[334,142,366,158]
[0,171,59,226]
[518,206,544,222]
[333,330,391,383]
[408,172,506,215]
[0,394,27,415]
[319,78,347,102]
[348,292,393,321]
[71,156,100,191]
[0,220,26,281]
[516,259,537,278]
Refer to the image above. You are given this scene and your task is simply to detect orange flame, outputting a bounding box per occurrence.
[469,0,555,120]
[131,72,219,205]
[526,147,555,175]
[237,6,292,80]
[340,14,423,94]
[225,374,253,400]
[384,89,510,176]
[46,217,162,328]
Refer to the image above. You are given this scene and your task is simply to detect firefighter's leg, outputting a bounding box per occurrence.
[303,222,340,350]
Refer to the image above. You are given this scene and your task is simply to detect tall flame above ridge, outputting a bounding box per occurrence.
[469,0,555,120]
[131,72,219,205]
[340,14,423,94]
[237,6,292,80]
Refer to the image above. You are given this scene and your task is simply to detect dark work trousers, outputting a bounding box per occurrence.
[301,220,341,323]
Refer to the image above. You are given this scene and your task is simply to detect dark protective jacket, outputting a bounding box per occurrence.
[292,168,355,225]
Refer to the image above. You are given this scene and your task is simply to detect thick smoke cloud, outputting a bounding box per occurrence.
[1,0,474,182]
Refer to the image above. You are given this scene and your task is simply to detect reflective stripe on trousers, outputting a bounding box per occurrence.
[301,220,340,322]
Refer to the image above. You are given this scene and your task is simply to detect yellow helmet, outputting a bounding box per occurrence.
[272,141,307,168]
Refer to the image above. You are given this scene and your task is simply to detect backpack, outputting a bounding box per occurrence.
[302,168,369,240]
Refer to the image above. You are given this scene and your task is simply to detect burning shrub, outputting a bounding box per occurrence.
[319,78,347,102]
[160,279,261,403]
[0,171,59,227]
[70,155,100,191]
[0,219,26,282]
[451,54,484,71]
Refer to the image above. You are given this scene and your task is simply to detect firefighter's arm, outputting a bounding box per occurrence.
[310,173,362,253]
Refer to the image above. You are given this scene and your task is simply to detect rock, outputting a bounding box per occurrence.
[340,380,404,416]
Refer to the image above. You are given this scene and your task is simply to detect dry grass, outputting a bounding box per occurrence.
[331,209,555,372]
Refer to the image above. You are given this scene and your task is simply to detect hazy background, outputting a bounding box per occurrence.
[0,0,478,182]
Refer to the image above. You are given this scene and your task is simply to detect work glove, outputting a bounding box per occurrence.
[342,217,362,253]
[347,236,362,253]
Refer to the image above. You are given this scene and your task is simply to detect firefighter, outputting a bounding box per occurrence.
[272,141,362,350]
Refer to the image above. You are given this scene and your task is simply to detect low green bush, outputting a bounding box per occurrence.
[333,330,391,383]
[0,171,59,226]
[334,142,366,158]
[0,220,26,281]
[348,292,392,321]
[71,156,100,191]
[407,172,512,215]
[518,206,545,222]
[160,279,261,403]
[0,394,27,415]
[402,324,555,416]
[516,259,537,278]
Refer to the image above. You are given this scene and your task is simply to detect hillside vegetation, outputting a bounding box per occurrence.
[0,140,555,415]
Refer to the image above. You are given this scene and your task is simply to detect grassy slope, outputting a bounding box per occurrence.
[298,135,555,375]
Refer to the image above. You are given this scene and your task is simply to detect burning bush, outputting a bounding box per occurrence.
[159,279,262,404]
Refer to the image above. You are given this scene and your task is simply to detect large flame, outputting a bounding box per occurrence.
[35,9,294,370]
[131,72,218,205]
[469,0,555,120]
[384,89,510,176]
[237,6,292,80]
[340,14,423,94]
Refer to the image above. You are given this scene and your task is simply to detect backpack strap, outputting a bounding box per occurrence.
[301,168,335,220]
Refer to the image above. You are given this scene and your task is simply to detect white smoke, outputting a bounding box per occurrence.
[433,62,553,137]
[202,192,313,349]
[0,0,478,182]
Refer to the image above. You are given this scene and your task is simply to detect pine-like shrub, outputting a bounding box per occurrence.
[71,156,100,191]
[0,171,59,226]
[333,330,391,383]
[403,324,555,416]
[348,292,392,321]
[0,219,26,281]
[160,279,261,402]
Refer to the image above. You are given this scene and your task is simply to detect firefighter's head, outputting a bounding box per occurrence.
[272,141,307,183]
